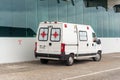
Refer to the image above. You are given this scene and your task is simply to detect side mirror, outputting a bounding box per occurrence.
[96,39,101,44]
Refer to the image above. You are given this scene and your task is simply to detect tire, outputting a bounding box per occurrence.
[40,59,48,64]
[92,51,102,61]
[65,54,74,66]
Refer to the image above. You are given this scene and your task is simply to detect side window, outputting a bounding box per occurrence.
[92,33,97,42]
[39,28,48,41]
[79,31,88,41]
[92,33,96,38]
[50,28,61,42]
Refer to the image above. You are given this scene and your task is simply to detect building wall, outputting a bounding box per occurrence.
[0,0,120,37]
[0,38,35,63]
[0,0,38,32]
[100,38,120,54]
[0,0,120,63]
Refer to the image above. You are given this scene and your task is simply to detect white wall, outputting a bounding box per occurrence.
[0,38,120,64]
[0,38,36,64]
[100,38,120,54]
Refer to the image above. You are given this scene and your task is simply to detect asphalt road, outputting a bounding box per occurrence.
[0,53,120,80]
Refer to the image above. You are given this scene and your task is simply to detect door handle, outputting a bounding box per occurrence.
[49,43,52,46]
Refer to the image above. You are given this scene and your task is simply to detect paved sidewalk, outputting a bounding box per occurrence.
[0,53,120,80]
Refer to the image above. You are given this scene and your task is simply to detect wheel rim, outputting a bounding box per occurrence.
[95,53,100,61]
[69,56,73,65]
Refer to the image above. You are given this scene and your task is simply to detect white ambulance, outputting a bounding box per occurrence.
[35,22,102,66]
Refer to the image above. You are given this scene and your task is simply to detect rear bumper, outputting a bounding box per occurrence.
[35,52,68,60]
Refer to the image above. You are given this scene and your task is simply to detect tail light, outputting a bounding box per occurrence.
[61,43,65,53]
[34,42,37,52]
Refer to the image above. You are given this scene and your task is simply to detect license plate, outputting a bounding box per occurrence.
[40,45,46,49]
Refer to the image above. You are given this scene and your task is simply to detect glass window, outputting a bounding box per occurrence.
[92,33,96,38]
[26,28,36,37]
[11,28,26,37]
[0,27,11,37]
[92,32,97,42]
[50,28,61,42]
[39,28,48,41]
[79,31,88,41]
[0,26,36,37]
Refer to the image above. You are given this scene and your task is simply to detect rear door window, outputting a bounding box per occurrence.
[39,28,49,41]
[50,28,61,42]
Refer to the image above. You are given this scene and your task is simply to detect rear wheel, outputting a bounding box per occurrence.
[92,51,102,61]
[40,59,48,64]
[65,54,74,66]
